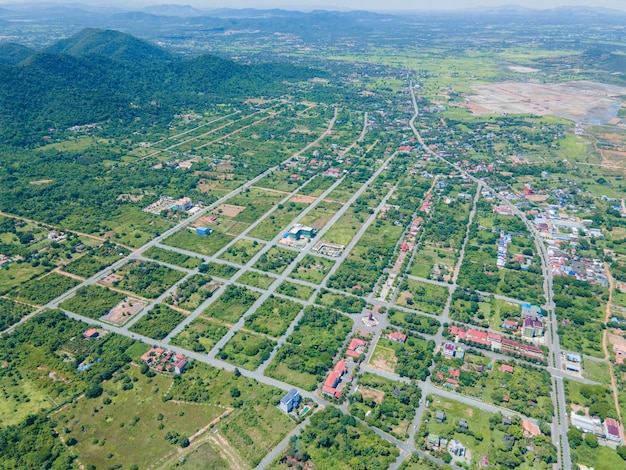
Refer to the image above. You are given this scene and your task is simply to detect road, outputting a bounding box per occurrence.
[407,81,572,469]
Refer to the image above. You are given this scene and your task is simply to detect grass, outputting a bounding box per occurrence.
[323,207,366,246]
[237,271,276,289]
[163,229,234,257]
[54,365,225,470]
[170,317,230,353]
[247,201,308,241]
[174,440,229,470]
[299,201,343,230]
[143,246,203,269]
[275,280,315,301]
[226,188,285,224]
[572,442,625,470]
[129,304,187,340]
[8,272,79,305]
[218,239,264,265]
[218,331,276,370]
[244,296,303,337]
[64,242,131,278]
[202,285,260,324]
[289,254,334,284]
[252,247,298,274]
[584,360,612,384]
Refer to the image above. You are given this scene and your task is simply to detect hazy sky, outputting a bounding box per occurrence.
[1,0,625,11]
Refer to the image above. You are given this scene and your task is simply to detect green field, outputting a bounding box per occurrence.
[219,331,276,370]
[202,285,260,324]
[163,229,234,257]
[289,254,334,284]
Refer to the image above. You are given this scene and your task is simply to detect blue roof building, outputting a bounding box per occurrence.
[280,388,301,413]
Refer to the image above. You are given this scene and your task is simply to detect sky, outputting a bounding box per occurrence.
[1,0,626,11]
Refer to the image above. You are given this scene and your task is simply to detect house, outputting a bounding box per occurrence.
[449,368,460,378]
[443,342,456,358]
[502,416,512,426]
[322,359,348,397]
[288,224,317,240]
[346,338,367,359]
[503,434,515,448]
[459,419,469,430]
[605,418,622,443]
[435,410,446,423]
[499,364,515,374]
[566,363,581,373]
[522,317,543,338]
[448,439,466,457]
[83,328,99,339]
[522,419,541,437]
[174,358,188,374]
[446,378,459,388]
[196,226,213,236]
[427,434,441,448]
[501,319,518,330]
[400,243,410,252]
[280,388,301,413]
[388,331,407,343]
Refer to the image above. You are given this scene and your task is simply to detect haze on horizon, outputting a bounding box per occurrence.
[0,0,625,12]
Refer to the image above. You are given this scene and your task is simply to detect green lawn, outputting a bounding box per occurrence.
[237,271,277,289]
[289,254,334,284]
[144,245,203,269]
[218,331,276,370]
[275,280,315,301]
[163,228,234,257]
[244,296,303,337]
[218,239,265,265]
[202,285,260,324]
[170,317,230,353]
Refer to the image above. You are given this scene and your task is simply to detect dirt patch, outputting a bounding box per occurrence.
[507,66,540,74]
[289,127,313,134]
[117,194,144,202]
[197,179,220,192]
[29,179,53,185]
[214,204,246,217]
[290,195,316,204]
[525,194,550,202]
[463,80,626,124]
[101,298,146,325]
[360,387,385,404]
[207,432,248,470]
[245,98,268,105]
[216,162,234,172]
[465,407,474,417]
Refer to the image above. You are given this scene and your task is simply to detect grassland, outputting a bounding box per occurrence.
[396,278,449,315]
[218,238,264,265]
[163,229,234,257]
[8,272,79,305]
[275,280,315,300]
[219,331,276,370]
[237,270,276,289]
[60,285,126,320]
[129,304,187,340]
[202,285,260,324]
[144,245,203,269]
[244,296,302,337]
[289,254,334,284]
[170,317,230,353]
[114,260,186,299]
[252,247,298,274]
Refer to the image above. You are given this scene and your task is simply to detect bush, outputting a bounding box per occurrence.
[85,384,103,399]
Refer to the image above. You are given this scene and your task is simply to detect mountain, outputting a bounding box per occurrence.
[0,43,35,65]
[142,4,206,17]
[0,28,320,146]
[44,28,173,63]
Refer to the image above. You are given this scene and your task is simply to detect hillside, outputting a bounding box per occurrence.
[0,43,34,65]
[0,28,319,146]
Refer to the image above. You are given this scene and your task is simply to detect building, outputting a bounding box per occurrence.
[435,410,446,423]
[322,359,348,398]
[83,328,99,339]
[501,319,519,330]
[388,331,407,343]
[571,412,603,435]
[522,317,544,339]
[566,363,581,373]
[196,226,213,236]
[522,419,541,437]
[280,388,301,413]
[174,358,188,375]
[499,364,515,374]
[172,197,192,212]
[346,338,367,359]
[288,224,317,240]
[427,434,441,448]
[605,418,621,443]
[448,439,466,457]
[443,342,456,358]
[566,353,582,363]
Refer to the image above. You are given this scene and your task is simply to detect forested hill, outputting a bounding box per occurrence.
[0,28,320,147]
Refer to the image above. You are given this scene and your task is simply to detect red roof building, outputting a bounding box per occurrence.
[499,364,515,374]
[449,368,460,378]
[83,328,99,339]
[446,378,459,387]
[388,331,407,343]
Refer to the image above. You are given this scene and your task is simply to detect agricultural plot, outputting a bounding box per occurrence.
[163,229,234,257]
[8,272,79,305]
[202,285,260,324]
[113,260,185,299]
[143,246,203,269]
[289,254,335,284]
[237,270,276,289]
[199,261,239,279]
[449,290,521,330]
[297,175,337,197]
[316,289,366,314]
[170,317,230,353]
[299,201,343,230]
[165,273,220,311]
[219,331,276,370]
[255,169,306,193]
[129,304,186,340]
[60,285,126,320]
[224,188,285,225]
[0,298,34,331]
[218,238,264,265]
[265,306,353,390]
[275,280,315,301]
[253,247,298,274]
[396,278,449,315]
[64,241,131,278]
[349,372,421,439]
[244,296,303,337]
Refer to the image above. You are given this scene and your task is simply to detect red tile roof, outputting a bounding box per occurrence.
[499,364,515,374]
[389,331,407,343]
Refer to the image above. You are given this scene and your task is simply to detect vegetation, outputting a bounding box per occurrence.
[244,295,302,337]
[114,260,185,298]
[219,331,276,370]
[8,272,79,305]
[165,273,218,311]
[60,285,126,320]
[202,285,259,324]
[144,246,203,269]
[0,298,34,331]
[129,304,186,340]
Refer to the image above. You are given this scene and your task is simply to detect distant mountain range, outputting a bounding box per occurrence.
[0,28,320,146]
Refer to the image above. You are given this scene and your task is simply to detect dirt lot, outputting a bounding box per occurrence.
[360,387,385,404]
[214,204,246,217]
[101,298,146,324]
[463,80,626,124]
[290,195,317,204]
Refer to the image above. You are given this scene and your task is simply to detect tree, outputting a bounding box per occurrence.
[584,433,598,448]
[617,445,626,461]
[85,384,103,399]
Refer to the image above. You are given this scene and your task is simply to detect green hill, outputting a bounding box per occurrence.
[0,43,34,65]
